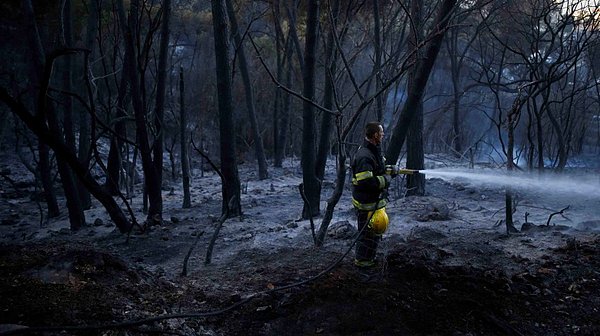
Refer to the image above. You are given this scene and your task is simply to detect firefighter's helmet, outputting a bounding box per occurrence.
[368,207,389,235]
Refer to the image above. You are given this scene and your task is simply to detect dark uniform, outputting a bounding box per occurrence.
[351,139,390,267]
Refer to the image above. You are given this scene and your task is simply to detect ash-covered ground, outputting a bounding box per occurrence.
[1,153,599,335]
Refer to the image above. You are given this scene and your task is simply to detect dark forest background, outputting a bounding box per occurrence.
[1,0,599,237]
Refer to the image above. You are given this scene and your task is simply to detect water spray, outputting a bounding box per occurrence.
[416,168,600,198]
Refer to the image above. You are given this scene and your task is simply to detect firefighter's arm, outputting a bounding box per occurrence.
[353,170,390,190]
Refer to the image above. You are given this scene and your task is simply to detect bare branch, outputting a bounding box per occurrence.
[248,33,338,117]
[546,206,570,226]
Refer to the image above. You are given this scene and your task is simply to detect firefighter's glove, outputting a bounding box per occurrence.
[385,165,399,178]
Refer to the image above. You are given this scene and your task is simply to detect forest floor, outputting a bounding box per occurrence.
[1,153,600,335]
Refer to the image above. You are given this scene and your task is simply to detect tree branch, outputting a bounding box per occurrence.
[546,205,570,226]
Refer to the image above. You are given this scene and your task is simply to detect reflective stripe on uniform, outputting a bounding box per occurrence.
[352,171,373,185]
[377,176,386,189]
[352,197,387,211]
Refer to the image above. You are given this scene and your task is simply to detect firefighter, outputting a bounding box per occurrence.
[351,121,393,268]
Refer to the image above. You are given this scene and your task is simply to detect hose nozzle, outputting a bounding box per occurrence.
[397,168,419,175]
[385,165,420,175]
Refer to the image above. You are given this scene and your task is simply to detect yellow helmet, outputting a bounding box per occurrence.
[368,207,389,235]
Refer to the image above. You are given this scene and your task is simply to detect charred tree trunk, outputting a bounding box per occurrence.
[152,0,172,192]
[373,0,384,121]
[179,67,191,208]
[285,0,305,74]
[315,123,346,247]
[386,0,457,164]
[448,23,463,155]
[62,2,86,229]
[75,0,93,210]
[119,0,163,223]
[47,104,85,230]
[315,0,339,182]
[105,46,131,195]
[225,0,268,179]
[38,142,60,217]
[406,101,425,195]
[24,0,85,230]
[543,87,568,171]
[526,101,535,171]
[274,34,293,168]
[505,93,523,235]
[405,0,425,196]
[211,0,241,217]
[274,2,299,168]
[61,0,75,172]
[534,103,545,171]
[26,0,60,219]
[272,0,283,167]
[1,87,132,233]
[105,136,122,195]
[301,0,321,219]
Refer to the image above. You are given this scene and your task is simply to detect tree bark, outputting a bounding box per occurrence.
[406,0,425,196]
[47,103,86,230]
[448,23,463,155]
[373,0,384,121]
[315,120,346,246]
[76,0,94,210]
[1,87,132,233]
[272,0,283,167]
[534,100,545,171]
[180,67,191,208]
[285,0,305,74]
[24,0,85,230]
[119,0,163,223]
[211,0,241,217]
[152,0,172,191]
[504,93,523,235]
[38,142,60,217]
[386,0,458,164]
[543,86,568,170]
[406,101,425,195]
[301,0,321,219]
[505,158,515,233]
[225,0,268,179]
[62,0,89,226]
[23,0,60,219]
[315,0,339,182]
[274,34,293,168]
[105,43,131,195]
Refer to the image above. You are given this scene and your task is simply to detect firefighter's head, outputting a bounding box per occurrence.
[365,121,384,145]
